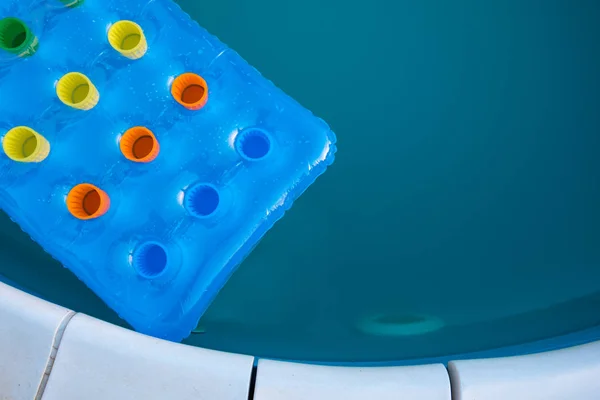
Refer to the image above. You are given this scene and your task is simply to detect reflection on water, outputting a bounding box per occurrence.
[2,0,600,363]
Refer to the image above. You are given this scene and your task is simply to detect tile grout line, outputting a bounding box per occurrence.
[34,310,77,400]
[446,362,461,400]
[247,357,259,400]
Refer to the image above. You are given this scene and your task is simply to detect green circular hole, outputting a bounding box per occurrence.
[0,18,30,51]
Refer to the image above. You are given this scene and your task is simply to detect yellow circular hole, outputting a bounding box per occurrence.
[56,72,99,110]
[108,20,147,60]
[2,126,50,163]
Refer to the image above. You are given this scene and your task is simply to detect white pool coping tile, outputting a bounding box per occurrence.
[254,359,451,400]
[41,313,254,400]
[0,281,73,400]
[4,278,600,400]
[448,340,600,400]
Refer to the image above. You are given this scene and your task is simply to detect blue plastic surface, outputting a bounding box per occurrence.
[0,0,336,341]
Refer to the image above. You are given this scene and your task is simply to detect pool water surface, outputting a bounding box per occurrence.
[1,0,600,363]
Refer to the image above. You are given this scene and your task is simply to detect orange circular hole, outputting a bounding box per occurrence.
[171,73,208,110]
[120,127,159,163]
[67,184,110,220]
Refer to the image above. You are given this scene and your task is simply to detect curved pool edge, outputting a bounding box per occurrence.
[1,281,600,400]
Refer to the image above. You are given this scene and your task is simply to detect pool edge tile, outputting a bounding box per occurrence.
[254,359,451,400]
[41,313,254,400]
[0,281,73,400]
[448,341,600,400]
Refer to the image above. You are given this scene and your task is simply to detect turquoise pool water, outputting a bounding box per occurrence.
[1,0,600,363]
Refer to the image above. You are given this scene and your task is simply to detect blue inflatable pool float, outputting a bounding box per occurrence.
[0,0,336,341]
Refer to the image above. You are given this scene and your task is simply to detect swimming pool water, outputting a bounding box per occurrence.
[1,0,600,363]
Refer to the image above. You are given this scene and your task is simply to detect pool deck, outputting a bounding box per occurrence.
[1,280,599,400]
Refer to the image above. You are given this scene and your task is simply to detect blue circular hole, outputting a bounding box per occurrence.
[185,183,220,218]
[133,242,168,279]
[235,128,271,161]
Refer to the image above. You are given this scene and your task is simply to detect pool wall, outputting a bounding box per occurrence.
[2,280,600,399]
